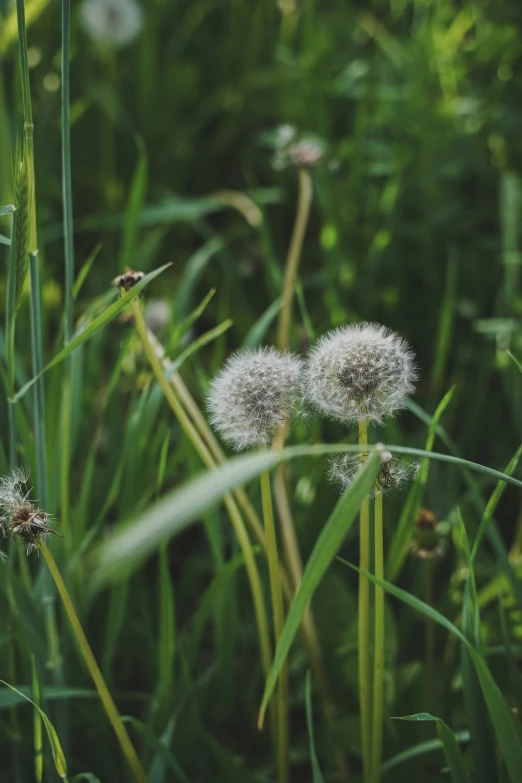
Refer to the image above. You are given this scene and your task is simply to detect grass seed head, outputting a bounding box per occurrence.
[304,322,417,424]
[81,0,144,48]
[207,347,303,451]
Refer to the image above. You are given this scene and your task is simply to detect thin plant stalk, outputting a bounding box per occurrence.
[60,0,75,538]
[6,209,18,468]
[30,251,63,675]
[260,468,288,783]
[358,419,371,783]
[38,542,149,783]
[15,0,36,252]
[131,300,276,724]
[371,490,384,783]
[276,167,313,351]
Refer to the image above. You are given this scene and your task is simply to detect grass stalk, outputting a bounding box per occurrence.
[131,299,275,724]
[358,418,371,783]
[276,167,313,351]
[39,542,149,783]
[15,0,36,252]
[371,490,384,783]
[260,468,288,783]
[6,209,18,468]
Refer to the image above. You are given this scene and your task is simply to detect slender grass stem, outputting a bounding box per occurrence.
[260,469,288,783]
[61,0,74,344]
[358,419,371,783]
[131,300,275,726]
[15,0,36,252]
[371,490,384,783]
[6,209,18,468]
[39,542,149,783]
[276,167,312,351]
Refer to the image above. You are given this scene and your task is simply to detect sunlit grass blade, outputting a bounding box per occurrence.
[257,452,381,727]
[394,713,470,783]
[0,680,68,780]
[13,263,171,401]
[339,561,522,783]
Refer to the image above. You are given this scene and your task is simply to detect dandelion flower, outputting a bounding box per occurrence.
[81,0,144,48]
[330,450,418,497]
[0,469,62,554]
[304,323,417,424]
[207,347,303,451]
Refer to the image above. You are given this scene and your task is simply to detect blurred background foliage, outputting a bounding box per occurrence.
[2,0,522,781]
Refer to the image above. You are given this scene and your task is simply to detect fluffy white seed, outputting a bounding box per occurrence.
[330,450,418,497]
[304,322,417,424]
[207,347,303,451]
[81,0,144,48]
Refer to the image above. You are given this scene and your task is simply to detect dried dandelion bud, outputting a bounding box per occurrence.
[304,323,417,424]
[0,470,63,554]
[207,347,303,451]
[81,0,143,48]
[329,449,418,497]
[112,267,145,293]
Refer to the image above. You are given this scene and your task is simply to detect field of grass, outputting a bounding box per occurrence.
[2,1,522,781]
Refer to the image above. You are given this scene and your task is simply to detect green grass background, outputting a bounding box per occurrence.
[1,0,522,781]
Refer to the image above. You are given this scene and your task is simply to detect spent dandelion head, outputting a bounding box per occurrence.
[329,449,418,497]
[80,0,144,48]
[0,469,63,554]
[207,347,303,451]
[304,323,417,424]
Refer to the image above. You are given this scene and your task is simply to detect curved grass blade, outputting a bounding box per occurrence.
[338,562,522,783]
[13,262,171,402]
[382,731,470,775]
[257,452,380,727]
[92,442,522,589]
[394,713,469,783]
[0,680,67,779]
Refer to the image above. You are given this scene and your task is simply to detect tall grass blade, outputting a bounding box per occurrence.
[305,671,325,783]
[394,713,470,783]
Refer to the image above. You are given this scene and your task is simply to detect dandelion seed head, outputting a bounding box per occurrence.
[207,347,303,451]
[304,323,417,424]
[329,450,417,497]
[0,470,62,554]
[81,0,144,48]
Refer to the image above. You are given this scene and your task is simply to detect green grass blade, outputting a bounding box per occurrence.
[241,297,282,348]
[305,671,325,783]
[394,713,469,783]
[381,732,470,774]
[0,680,68,779]
[13,262,171,401]
[121,137,148,270]
[257,452,380,726]
[339,563,522,783]
[31,660,43,783]
[73,244,102,300]
[386,386,455,582]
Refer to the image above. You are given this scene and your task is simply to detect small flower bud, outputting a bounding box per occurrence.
[304,322,417,424]
[207,347,303,451]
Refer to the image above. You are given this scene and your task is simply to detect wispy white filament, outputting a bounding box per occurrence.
[207,347,303,451]
[304,322,417,424]
[81,0,144,48]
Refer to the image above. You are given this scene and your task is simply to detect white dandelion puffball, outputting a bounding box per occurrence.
[305,323,417,424]
[207,347,303,451]
[330,450,419,497]
[81,0,144,48]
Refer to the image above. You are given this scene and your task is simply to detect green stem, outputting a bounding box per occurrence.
[358,418,371,783]
[6,209,18,468]
[15,0,36,251]
[260,469,288,783]
[61,0,74,343]
[131,300,275,726]
[39,542,149,783]
[276,168,313,351]
[371,490,384,783]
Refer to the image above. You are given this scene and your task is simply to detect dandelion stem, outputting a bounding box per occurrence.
[131,299,276,734]
[39,542,149,783]
[371,490,384,783]
[276,167,312,351]
[260,468,288,783]
[358,418,372,783]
